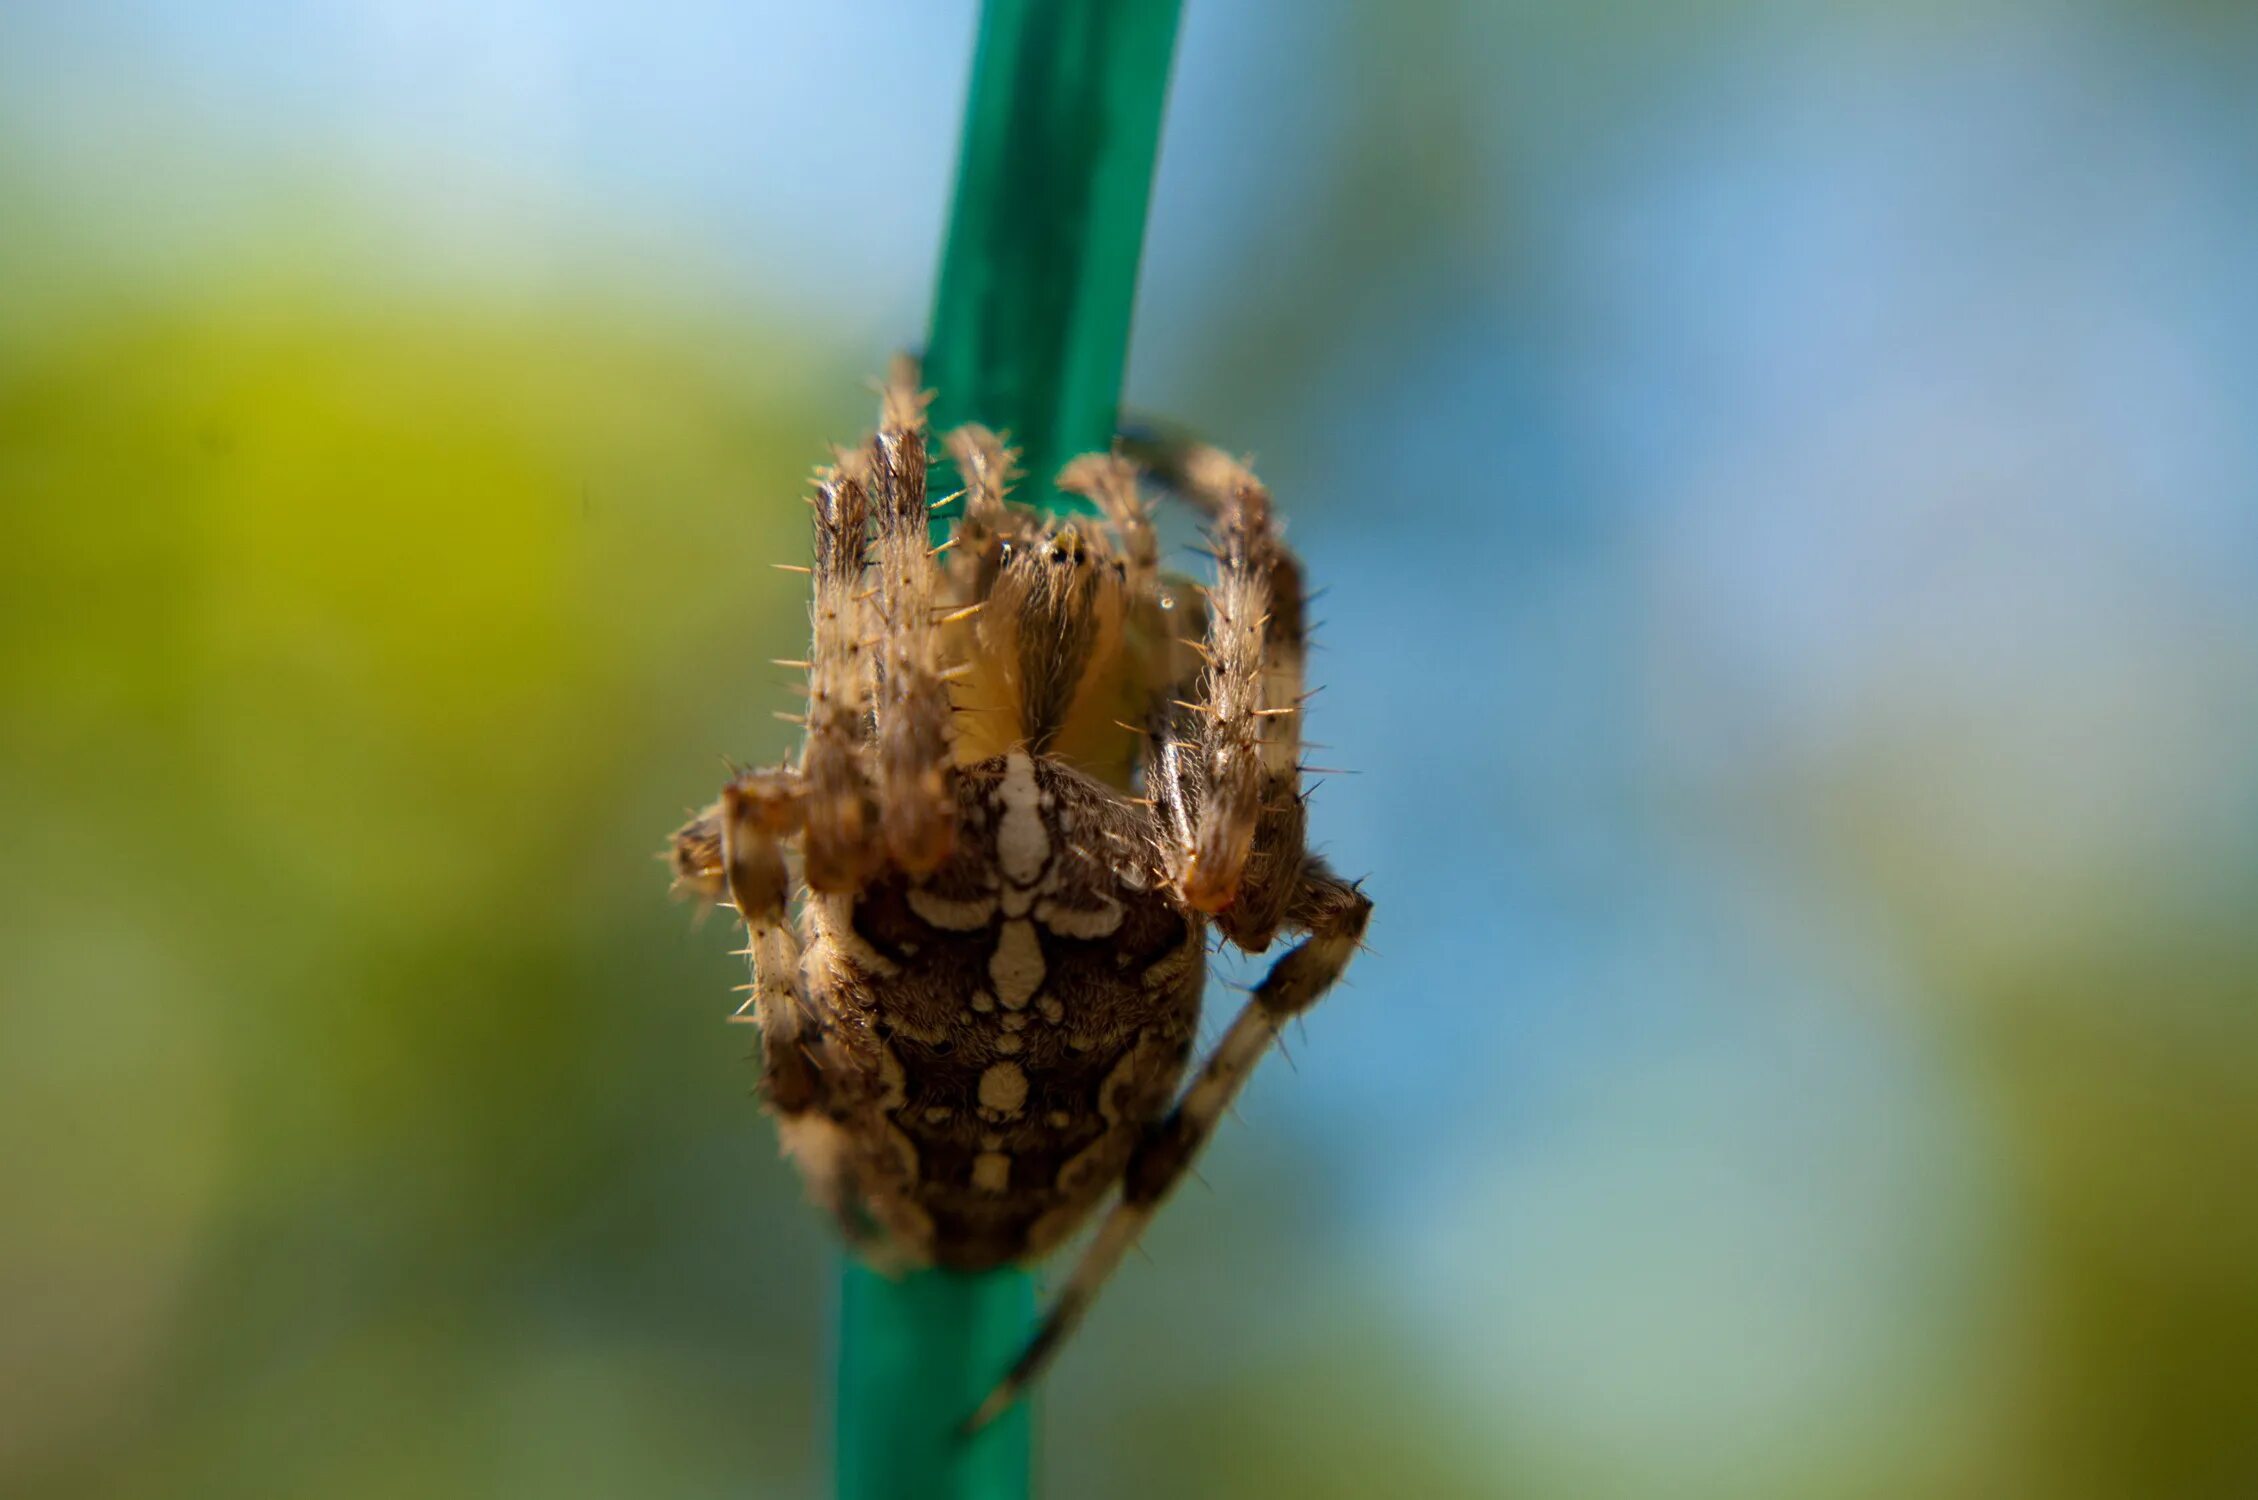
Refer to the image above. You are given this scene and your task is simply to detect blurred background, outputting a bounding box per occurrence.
[5,2,2255,1496]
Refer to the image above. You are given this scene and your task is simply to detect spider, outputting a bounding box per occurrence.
[668,360,1371,1429]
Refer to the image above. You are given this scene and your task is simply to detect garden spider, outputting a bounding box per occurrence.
[669,361,1371,1428]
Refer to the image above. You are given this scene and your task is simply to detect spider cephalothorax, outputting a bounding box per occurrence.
[669,363,1371,1425]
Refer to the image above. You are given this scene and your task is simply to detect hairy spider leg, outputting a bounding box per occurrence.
[941,422,1028,605]
[799,454,887,892]
[1204,452,1311,948]
[936,423,1039,767]
[718,774,818,1110]
[871,358,958,873]
[1160,450,1307,939]
[1058,451,1157,598]
[718,771,916,1264]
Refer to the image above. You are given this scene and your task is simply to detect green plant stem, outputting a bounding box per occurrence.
[834,1266,1033,1500]
[923,0,1185,539]
[833,3,1182,1498]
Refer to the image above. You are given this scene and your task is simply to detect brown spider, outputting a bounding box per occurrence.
[669,360,1371,1428]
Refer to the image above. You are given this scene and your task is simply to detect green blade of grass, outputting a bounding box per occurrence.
[922,0,1184,539]
[833,2,1183,1498]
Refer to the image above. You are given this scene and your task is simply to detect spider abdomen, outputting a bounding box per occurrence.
[801,751,1204,1266]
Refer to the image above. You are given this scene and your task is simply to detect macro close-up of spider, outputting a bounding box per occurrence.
[20,5,2256,1498]
[669,362,1372,1425]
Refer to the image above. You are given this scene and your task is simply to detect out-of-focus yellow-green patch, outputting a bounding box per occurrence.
[0,248,862,1495]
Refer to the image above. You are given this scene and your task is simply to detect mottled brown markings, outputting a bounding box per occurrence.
[670,384,1370,1430]
[788,753,1207,1268]
[1032,893,1124,939]
[906,888,999,930]
[977,1061,1028,1118]
[988,919,1044,1009]
[993,751,1050,883]
[1136,921,1203,992]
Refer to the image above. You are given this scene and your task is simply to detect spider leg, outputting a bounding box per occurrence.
[870,357,957,873]
[940,422,1031,601]
[719,773,820,1114]
[1161,451,1310,945]
[1113,422,1238,522]
[1058,450,1157,596]
[799,454,887,892]
[718,772,905,1263]
[965,860,1372,1432]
